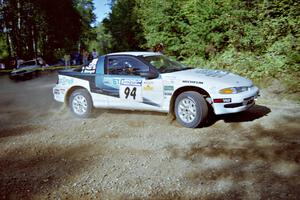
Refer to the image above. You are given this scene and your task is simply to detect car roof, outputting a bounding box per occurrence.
[107,51,162,57]
[23,59,36,62]
[19,60,36,64]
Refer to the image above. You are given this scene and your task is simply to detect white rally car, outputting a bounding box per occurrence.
[53,52,259,128]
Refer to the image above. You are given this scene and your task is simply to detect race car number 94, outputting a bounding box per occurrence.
[120,85,142,101]
[124,87,136,99]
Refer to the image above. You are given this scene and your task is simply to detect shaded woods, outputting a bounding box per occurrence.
[0,0,95,62]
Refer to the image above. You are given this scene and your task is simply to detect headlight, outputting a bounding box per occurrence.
[219,87,249,94]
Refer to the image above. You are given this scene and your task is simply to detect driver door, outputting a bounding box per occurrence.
[103,55,164,110]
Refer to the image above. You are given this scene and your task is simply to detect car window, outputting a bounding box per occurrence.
[107,57,123,75]
[141,55,190,73]
[106,56,149,76]
[18,61,36,68]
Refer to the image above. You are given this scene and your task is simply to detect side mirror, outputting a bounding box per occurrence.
[138,71,159,79]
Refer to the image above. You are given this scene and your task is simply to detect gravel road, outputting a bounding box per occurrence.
[0,73,299,200]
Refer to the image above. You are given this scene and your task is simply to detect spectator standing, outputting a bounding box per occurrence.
[153,43,164,54]
[92,48,98,59]
[75,51,81,65]
[82,49,89,65]
[64,54,70,67]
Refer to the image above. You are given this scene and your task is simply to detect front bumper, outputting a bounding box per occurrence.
[212,86,259,115]
[53,85,66,103]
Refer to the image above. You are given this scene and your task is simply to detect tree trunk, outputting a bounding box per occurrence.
[5,32,12,57]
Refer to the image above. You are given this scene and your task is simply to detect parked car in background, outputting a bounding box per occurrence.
[10,58,47,80]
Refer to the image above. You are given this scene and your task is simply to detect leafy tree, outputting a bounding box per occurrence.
[88,24,112,55]
[0,33,8,58]
[75,0,96,48]
[103,0,145,52]
[107,0,117,9]
[0,0,95,62]
[135,0,299,92]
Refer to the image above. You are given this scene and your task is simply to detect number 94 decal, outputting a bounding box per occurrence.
[120,85,142,101]
[124,87,137,99]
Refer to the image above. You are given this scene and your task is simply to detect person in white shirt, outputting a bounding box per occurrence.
[92,49,98,59]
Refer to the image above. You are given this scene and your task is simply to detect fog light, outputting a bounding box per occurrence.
[213,98,231,103]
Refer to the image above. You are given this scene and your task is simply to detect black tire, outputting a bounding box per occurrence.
[9,75,15,81]
[175,91,208,128]
[33,70,39,77]
[69,89,93,118]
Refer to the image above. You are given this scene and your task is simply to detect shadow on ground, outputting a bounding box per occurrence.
[204,104,271,127]
[92,109,167,118]
[0,125,44,139]
[90,104,271,129]
[0,144,97,199]
[165,121,300,199]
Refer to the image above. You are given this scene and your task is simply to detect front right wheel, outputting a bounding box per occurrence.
[175,91,208,128]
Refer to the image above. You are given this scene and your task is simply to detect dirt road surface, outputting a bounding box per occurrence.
[0,73,299,200]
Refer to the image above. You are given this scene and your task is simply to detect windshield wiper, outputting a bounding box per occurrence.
[181,67,193,70]
[163,67,193,73]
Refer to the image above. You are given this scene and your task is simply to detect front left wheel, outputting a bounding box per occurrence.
[175,91,208,128]
[69,89,93,118]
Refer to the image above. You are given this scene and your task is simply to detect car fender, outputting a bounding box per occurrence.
[168,85,211,115]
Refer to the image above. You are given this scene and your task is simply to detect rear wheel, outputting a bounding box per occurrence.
[69,89,93,118]
[175,91,208,128]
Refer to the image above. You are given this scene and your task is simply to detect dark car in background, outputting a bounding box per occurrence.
[9,58,46,80]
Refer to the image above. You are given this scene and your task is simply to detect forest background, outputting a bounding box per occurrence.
[0,0,299,97]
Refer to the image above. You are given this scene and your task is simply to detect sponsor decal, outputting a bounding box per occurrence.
[120,79,142,86]
[143,84,154,91]
[182,80,203,84]
[60,77,73,85]
[163,79,175,85]
[144,80,154,85]
[113,79,120,85]
[103,78,120,89]
[164,92,173,96]
[163,85,174,91]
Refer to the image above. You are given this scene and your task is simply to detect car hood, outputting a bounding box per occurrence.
[165,68,253,87]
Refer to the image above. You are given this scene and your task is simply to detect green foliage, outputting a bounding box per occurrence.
[75,0,96,46]
[102,0,145,51]
[0,34,8,58]
[135,0,300,94]
[88,24,112,55]
[185,42,299,93]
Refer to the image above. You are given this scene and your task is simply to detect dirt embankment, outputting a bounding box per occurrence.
[0,73,299,200]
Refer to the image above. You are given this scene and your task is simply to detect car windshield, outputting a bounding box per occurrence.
[18,61,36,68]
[141,55,191,73]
